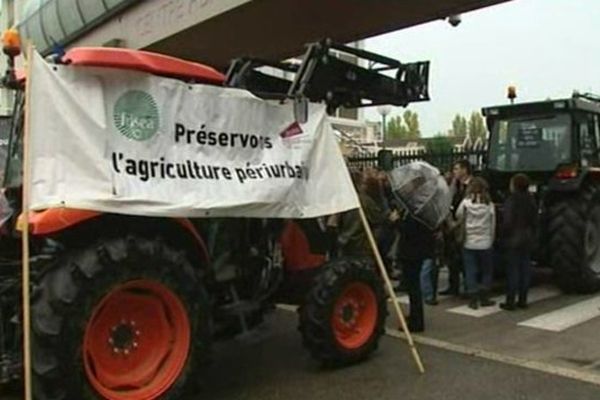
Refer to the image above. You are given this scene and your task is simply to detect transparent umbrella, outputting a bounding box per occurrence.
[387,161,451,229]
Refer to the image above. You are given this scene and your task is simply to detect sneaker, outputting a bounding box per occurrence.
[425,299,439,306]
[517,302,528,309]
[500,303,516,311]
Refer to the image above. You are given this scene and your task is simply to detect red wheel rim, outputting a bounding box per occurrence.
[331,282,378,350]
[83,280,191,400]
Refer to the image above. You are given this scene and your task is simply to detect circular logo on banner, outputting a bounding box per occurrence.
[113,90,159,141]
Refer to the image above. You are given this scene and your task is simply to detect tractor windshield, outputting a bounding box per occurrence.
[488,113,572,172]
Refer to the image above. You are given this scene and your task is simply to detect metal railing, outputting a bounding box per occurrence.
[346,145,488,173]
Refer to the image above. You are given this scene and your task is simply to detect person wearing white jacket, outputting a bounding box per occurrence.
[456,177,496,310]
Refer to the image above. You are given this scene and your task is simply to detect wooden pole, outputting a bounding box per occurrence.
[357,206,425,373]
[21,43,34,400]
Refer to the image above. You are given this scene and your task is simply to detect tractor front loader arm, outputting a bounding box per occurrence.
[225,39,430,114]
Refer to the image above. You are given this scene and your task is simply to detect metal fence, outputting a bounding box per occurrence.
[346,146,487,173]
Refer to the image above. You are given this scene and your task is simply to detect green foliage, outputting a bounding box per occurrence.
[468,111,487,141]
[426,134,454,153]
[448,112,487,141]
[403,110,420,139]
[450,114,468,137]
[386,110,420,140]
[386,115,408,140]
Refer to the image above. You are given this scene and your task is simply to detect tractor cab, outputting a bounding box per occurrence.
[482,93,600,294]
[482,93,600,201]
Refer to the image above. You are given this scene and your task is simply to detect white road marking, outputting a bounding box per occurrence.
[277,304,298,312]
[387,294,451,304]
[518,295,600,332]
[447,285,561,318]
[390,295,409,304]
[385,329,600,386]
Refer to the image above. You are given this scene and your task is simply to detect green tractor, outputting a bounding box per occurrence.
[483,93,600,293]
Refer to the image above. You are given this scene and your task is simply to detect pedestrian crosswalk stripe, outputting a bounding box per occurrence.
[388,294,451,304]
[445,286,561,318]
[517,295,600,332]
[392,295,408,304]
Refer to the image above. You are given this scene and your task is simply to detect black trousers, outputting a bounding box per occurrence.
[505,249,532,305]
[401,258,424,330]
[447,245,463,294]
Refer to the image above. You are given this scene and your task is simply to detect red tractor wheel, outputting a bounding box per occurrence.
[31,235,210,400]
[83,280,191,399]
[299,259,387,366]
[331,282,379,350]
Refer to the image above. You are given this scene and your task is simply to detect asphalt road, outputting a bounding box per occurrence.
[4,271,600,400]
[184,310,600,400]
[391,268,600,378]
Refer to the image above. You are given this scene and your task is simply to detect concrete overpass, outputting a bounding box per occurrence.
[20,0,512,69]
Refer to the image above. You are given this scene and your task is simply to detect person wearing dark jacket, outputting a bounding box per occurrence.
[396,212,436,332]
[500,174,538,311]
[441,160,473,296]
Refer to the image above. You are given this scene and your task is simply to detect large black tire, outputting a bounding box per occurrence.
[298,259,387,367]
[31,235,210,400]
[547,184,600,293]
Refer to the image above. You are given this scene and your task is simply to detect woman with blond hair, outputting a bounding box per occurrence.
[456,177,496,309]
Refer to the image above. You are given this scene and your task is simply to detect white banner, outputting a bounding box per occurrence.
[28,52,359,218]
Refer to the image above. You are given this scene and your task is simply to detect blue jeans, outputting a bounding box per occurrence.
[420,258,435,301]
[505,250,532,305]
[463,248,493,294]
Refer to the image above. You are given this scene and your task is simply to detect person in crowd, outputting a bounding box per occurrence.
[338,169,388,257]
[337,171,370,257]
[456,177,496,310]
[325,213,340,257]
[420,257,436,306]
[375,170,403,278]
[361,169,388,240]
[395,210,436,332]
[500,174,538,310]
[420,229,444,305]
[441,160,473,296]
[360,169,401,275]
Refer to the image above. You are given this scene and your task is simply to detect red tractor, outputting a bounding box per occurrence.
[0,33,430,399]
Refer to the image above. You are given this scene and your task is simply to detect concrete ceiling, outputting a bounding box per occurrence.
[146,0,513,69]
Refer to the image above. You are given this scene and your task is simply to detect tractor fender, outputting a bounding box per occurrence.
[280,220,327,272]
[23,208,101,235]
[22,209,210,266]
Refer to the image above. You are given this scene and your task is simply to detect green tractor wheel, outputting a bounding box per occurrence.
[547,184,600,294]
